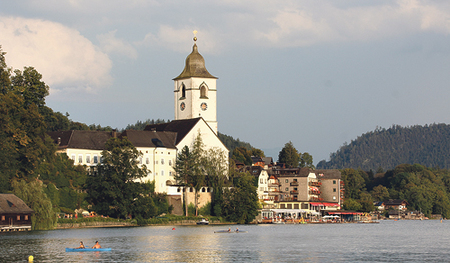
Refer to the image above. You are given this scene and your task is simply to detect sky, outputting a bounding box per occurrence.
[2,0,450,164]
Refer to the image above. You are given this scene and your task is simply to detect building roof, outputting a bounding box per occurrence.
[0,194,34,214]
[47,130,114,150]
[251,156,263,164]
[144,118,204,145]
[121,130,177,149]
[384,199,408,206]
[262,157,274,166]
[315,169,341,179]
[173,42,217,80]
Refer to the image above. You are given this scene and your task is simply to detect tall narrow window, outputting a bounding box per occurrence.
[181,85,186,98]
[200,85,208,98]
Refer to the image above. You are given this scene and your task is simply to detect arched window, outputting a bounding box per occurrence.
[200,85,208,98]
[181,84,186,98]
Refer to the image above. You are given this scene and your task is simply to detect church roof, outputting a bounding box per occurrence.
[173,41,217,80]
[144,118,203,145]
[47,130,114,150]
[121,130,177,149]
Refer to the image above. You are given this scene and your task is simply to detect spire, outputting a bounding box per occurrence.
[173,31,217,80]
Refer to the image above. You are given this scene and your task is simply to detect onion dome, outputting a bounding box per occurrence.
[173,36,217,80]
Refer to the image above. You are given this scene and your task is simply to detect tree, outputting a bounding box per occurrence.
[371,185,390,201]
[86,137,149,219]
[300,152,314,168]
[12,179,57,230]
[278,141,300,168]
[232,146,252,165]
[251,148,265,158]
[342,198,362,211]
[203,147,229,216]
[190,134,206,216]
[222,173,259,223]
[173,145,195,216]
[341,168,366,200]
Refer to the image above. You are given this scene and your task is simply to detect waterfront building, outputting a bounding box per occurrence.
[0,194,33,232]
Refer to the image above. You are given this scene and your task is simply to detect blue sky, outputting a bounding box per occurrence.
[2,1,450,164]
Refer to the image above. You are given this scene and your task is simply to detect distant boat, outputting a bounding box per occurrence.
[214,229,247,233]
[196,218,209,225]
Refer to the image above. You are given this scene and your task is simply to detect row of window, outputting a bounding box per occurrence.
[177,187,212,193]
[1,215,28,221]
[71,154,174,167]
[138,158,173,166]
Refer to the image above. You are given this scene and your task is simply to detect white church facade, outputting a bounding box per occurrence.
[48,36,228,212]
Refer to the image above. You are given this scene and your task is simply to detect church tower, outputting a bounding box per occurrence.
[173,34,218,134]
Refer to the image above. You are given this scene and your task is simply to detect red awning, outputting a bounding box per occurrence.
[327,211,363,215]
[310,202,340,207]
[323,202,340,207]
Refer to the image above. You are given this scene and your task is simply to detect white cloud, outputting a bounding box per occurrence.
[0,16,112,94]
[97,30,138,59]
[139,25,221,54]
[250,0,450,47]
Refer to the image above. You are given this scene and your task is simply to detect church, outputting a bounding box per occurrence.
[48,35,228,213]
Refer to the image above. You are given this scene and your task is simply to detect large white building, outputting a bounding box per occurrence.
[48,36,228,213]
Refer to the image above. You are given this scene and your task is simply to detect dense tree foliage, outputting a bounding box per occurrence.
[124,118,168,131]
[12,180,57,230]
[317,124,450,170]
[86,137,156,219]
[217,133,252,156]
[278,141,314,168]
[232,146,253,165]
[342,164,450,217]
[222,173,259,224]
[278,141,300,167]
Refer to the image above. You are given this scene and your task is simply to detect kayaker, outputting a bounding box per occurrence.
[236,227,239,232]
[92,241,101,249]
[76,241,85,249]
[228,227,231,232]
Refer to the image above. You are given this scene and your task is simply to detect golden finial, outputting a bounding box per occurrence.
[193,30,198,42]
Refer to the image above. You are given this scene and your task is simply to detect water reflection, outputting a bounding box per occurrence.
[2,221,450,262]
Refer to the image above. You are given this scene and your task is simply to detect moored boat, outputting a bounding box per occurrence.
[196,218,209,225]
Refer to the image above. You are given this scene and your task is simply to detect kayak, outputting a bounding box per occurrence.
[214,230,247,233]
[65,248,112,252]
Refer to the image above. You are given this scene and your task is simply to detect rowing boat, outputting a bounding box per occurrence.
[65,248,112,252]
[214,230,247,233]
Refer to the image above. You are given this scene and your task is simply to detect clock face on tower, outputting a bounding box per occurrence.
[180,102,185,111]
[200,102,207,111]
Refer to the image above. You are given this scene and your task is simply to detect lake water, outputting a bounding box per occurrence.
[1,220,450,262]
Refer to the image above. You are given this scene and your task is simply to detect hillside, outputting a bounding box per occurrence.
[316,124,450,171]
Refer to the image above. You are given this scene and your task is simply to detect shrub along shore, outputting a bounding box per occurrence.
[56,215,227,229]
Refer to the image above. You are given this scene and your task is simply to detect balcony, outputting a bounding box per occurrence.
[309,181,322,187]
[268,183,279,187]
[309,197,324,202]
[290,181,299,186]
[309,190,321,195]
[290,190,298,194]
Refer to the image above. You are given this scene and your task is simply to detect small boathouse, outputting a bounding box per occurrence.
[0,194,34,232]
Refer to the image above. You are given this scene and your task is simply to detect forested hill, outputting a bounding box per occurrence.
[316,124,450,171]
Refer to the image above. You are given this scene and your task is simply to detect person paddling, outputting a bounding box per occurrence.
[76,241,85,249]
[92,241,101,249]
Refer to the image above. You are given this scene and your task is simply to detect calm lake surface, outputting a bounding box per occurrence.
[1,220,450,262]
